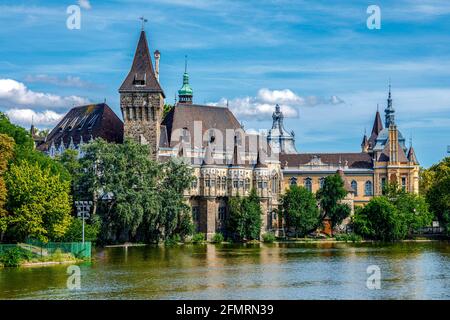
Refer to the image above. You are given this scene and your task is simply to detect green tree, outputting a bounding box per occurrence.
[227,189,262,241]
[4,160,72,242]
[77,139,194,244]
[163,104,173,119]
[0,134,15,239]
[282,185,320,237]
[353,197,406,241]
[316,173,351,229]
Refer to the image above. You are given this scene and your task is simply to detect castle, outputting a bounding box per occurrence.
[38,29,420,238]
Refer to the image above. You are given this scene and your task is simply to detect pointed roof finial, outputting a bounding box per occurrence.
[388,78,392,99]
[184,55,188,73]
[377,103,379,112]
[139,16,148,31]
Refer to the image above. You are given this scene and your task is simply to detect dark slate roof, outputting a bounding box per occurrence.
[119,31,164,97]
[161,103,242,149]
[368,111,383,148]
[407,146,419,165]
[37,103,123,151]
[378,140,409,163]
[280,152,373,169]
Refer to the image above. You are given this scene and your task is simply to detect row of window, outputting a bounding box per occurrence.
[192,176,279,191]
[289,177,374,196]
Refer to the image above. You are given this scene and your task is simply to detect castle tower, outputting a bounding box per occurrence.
[178,56,193,104]
[119,30,165,159]
[267,104,297,154]
[385,83,395,127]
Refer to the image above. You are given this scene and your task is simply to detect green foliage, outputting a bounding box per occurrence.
[334,233,362,242]
[76,139,194,243]
[0,247,32,267]
[0,134,15,235]
[211,233,224,243]
[316,174,350,228]
[353,197,405,241]
[192,232,205,244]
[0,113,33,150]
[4,160,72,242]
[282,185,320,237]
[61,217,100,243]
[227,189,262,241]
[164,234,182,246]
[262,232,276,243]
[163,104,173,119]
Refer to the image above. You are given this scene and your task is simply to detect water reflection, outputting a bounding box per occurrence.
[0,242,449,299]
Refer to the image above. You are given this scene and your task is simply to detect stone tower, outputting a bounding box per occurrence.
[119,30,165,159]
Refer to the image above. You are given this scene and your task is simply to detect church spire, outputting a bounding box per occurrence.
[119,29,164,96]
[385,80,395,127]
[178,55,193,104]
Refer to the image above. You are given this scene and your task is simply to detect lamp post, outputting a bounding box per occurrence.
[75,201,92,244]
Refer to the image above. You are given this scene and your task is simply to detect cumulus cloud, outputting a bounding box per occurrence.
[78,0,92,10]
[25,74,92,88]
[5,108,64,127]
[208,88,344,121]
[0,79,89,109]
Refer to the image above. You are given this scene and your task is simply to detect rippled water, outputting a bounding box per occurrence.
[1,242,450,299]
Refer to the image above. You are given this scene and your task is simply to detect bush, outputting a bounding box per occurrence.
[334,233,362,243]
[262,232,276,243]
[164,234,182,246]
[211,233,224,243]
[0,247,32,267]
[192,233,205,244]
[61,217,100,243]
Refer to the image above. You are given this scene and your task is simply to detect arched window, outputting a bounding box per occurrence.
[304,178,312,192]
[245,178,251,190]
[257,177,263,189]
[365,181,373,196]
[221,176,227,190]
[351,180,358,195]
[289,177,297,186]
[271,174,279,193]
[319,177,325,189]
[181,127,190,143]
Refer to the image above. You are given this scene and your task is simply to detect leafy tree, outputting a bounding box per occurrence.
[0,134,15,239]
[420,158,450,234]
[61,216,101,242]
[76,139,194,244]
[4,160,72,242]
[316,173,351,229]
[353,197,406,241]
[227,189,262,241]
[282,185,320,237]
[163,104,173,119]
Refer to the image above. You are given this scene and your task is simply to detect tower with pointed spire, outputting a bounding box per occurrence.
[267,104,297,154]
[178,56,193,104]
[385,82,395,127]
[119,28,165,159]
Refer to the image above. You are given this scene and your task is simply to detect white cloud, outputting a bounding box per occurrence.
[25,74,92,88]
[5,108,64,127]
[208,88,344,121]
[0,79,89,109]
[78,0,92,10]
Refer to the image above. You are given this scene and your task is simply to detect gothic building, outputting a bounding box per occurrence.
[278,85,420,208]
[120,31,282,240]
[39,29,420,237]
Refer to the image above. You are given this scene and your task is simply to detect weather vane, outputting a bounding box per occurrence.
[139,16,148,31]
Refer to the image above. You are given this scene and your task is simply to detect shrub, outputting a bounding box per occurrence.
[262,232,276,243]
[211,233,224,243]
[334,233,362,243]
[164,234,181,246]
[192,233,205,244]
[0,247,32,267]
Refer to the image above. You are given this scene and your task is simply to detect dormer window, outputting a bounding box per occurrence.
[133,73,146,86]
[87,114,99,130]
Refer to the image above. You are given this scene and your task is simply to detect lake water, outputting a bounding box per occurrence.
[1,242,450,300]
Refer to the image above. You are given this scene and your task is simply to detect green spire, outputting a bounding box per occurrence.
[178,55,193,104]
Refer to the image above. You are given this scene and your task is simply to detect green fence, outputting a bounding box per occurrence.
[0,240,91,259]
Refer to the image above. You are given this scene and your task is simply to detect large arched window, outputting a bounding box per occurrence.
[304,178,312,192]
[289,177,297,186]
[319,177,325,189]
[271,174,279,193]
[351,180,358,195]
[365,181,373,196]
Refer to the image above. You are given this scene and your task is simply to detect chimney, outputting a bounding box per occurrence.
[154,50,160,82]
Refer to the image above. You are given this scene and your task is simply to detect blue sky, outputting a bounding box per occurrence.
[0,0,449,167]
